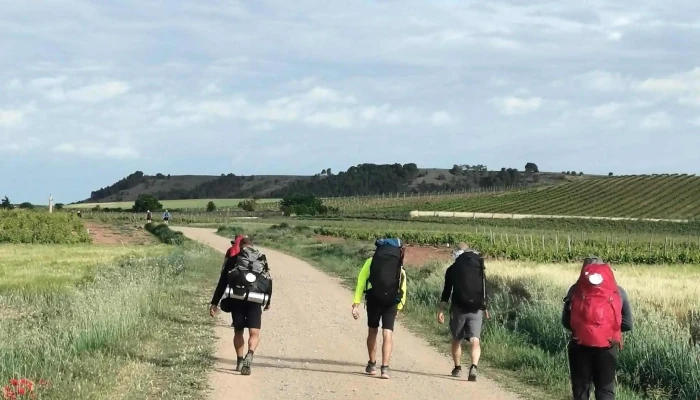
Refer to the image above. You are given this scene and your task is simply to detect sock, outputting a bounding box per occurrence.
[454,365,461,369]
[237,356,244,363]
[368,360,376,365]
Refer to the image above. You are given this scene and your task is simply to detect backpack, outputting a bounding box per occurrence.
[227,247,272,304]
[451,251,486,312]
[569,263,623,348]
[365,242,404,306]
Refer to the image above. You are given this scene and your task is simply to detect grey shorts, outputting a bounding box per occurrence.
[449,306,483,341]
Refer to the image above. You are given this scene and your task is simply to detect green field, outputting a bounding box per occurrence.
[65,198,281,210]
[222,222,700,400]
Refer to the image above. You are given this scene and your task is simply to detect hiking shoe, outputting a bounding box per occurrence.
[365,361,377,375]
[468,364,478,381]
[235,357,244,372]
[380,365,390,379]
[240,353,254,375]
[451,365,462,377]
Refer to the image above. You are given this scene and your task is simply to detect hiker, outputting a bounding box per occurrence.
[351,238,407,379]
[437,243,489,381]
[210,236,272,376]
[222,234,248,327]
[162,210,170,224]
[146,210,152,223]
[562,257,633,400]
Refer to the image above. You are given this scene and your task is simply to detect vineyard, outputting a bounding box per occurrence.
[314,226,700,264]
[388,174,700,219]
[0,210,91,244]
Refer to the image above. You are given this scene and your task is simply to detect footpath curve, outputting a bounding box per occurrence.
[174,227,521,400]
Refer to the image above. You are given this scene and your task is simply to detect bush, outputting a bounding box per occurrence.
[280,194,336,216]
[206,201,216,212]
[132,194,162,213]
[238,199,256,212]
[144,223,185,245]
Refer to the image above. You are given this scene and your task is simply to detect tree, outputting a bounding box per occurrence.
[238,199,256,212]
[608,172,613,177]
[437,174,446,181]
[1,196,11,209]
[579,171,584,176]
[18,202,34,209]
[206,201,217,212]
[449,164,462,175]
[132,194,163,212]
[321,169,327,175]
[326,168,332,175]
[55,203,64,210]
[279,194,334,216]
[524,162,539,173]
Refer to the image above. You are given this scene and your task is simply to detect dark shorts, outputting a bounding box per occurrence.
[449,305,483,340]
[230,299,263,331]
[366,298,398,331]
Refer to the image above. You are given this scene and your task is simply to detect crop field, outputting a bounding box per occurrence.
[383,174,700,220]
[0,210,91,244]
[231,222,700,400]
[65,198,281,210]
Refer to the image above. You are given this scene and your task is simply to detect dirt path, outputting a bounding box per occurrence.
[173,227,521,400]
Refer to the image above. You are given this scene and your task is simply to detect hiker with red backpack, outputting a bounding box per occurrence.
[351,238,408,379]
[210,236,272,376]
[562,257,633,400]
[437,243,489,382]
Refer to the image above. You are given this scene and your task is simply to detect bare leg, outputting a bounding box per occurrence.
[233,329,245,357]
[469,337,481,366]
[451,339,462,366]
[381,329,393,366]
[247,328,261,353]
[367,328,379,363]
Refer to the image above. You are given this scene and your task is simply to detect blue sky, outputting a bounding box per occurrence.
[1,0,699,204]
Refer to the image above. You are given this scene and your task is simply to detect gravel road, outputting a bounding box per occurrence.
[174,227,522,400]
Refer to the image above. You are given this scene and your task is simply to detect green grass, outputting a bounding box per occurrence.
[0,242,222,399]
[222,224,700,400]
[66,198,281,210]
[383,174,700,220]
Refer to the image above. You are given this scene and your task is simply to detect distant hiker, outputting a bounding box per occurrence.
[146,210,152,223]
[162,210,170,224]
[352,238,407,379]
[210,236,272,376]
[562,257,633,400]
[437,243,489,381]
[77,210,82,218]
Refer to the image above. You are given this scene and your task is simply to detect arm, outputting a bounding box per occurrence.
[353,258,372,305]
[439,265,453,310]
[481,262,488,310]
[561,285,575,331]
[265,279,272,308]
[398,268,407,310]
[618,286,633,332]
[210,266,229,306]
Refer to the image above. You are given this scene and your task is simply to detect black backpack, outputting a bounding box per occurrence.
[365,245,404,306]
[451,251,486,312]
[227,247,272,296]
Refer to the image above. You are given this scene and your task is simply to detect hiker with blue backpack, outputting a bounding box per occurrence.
[351,238,407,379]
[210,236,272,376]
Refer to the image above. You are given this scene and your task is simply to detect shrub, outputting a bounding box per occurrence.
[144,223,185,245]
[0,211,91,244]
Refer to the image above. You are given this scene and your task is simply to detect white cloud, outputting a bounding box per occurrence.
[635,68,700,95]
[0,137,41,152]
[47,81,130,103]
[29,76,67,88]
[430,111,454,126]
[689,117,700,127]
[580,70,630,92]
[53,142,139,159]
[491,96,542,115]
[0,109,25,127]
[640,111,672,130]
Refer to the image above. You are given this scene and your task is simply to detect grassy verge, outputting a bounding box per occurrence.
[219,224,699,400]
[0,242,221,399]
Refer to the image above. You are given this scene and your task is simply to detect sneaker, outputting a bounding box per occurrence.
[365,360,377,375]
[468,364,478,382]
[235,357,244,372]
[451,365,462,377]
[380,365,390,379]
[240,352,254,376]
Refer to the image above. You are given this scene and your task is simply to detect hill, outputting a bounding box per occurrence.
[390,174,700,220]
[80,162,577,204]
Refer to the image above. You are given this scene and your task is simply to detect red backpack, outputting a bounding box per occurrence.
[569,263,623,349]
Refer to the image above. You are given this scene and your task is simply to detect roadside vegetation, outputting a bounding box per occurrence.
[217,223,700,400]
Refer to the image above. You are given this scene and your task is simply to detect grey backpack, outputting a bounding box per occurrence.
[227,247,271,295]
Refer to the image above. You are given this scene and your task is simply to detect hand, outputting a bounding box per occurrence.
[264,305,270,311]
[351,304,360,320]
[209,304,218,317]
[437,310,445,324]
[484,310,490,319]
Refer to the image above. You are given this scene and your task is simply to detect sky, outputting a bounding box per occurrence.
[1,0,699,204]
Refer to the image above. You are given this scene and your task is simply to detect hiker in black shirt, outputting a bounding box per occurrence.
[209,236,272,375]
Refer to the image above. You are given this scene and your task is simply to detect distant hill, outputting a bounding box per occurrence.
[78,163,588,203]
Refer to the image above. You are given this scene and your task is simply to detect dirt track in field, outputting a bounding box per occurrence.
[173,227,522,400]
